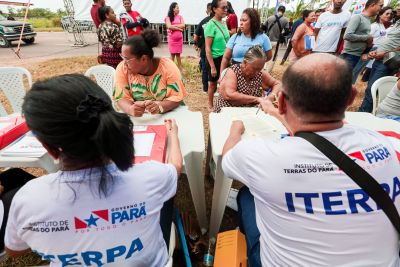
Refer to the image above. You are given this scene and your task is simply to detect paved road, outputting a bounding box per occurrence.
[0,32,288,67]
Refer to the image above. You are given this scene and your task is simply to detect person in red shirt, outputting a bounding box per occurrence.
[90,0,105,28]
[226,1,238,36]
[120,0,148,38]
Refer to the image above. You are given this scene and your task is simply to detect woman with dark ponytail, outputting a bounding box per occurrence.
[114,29,187,117]
[4,74,182,266]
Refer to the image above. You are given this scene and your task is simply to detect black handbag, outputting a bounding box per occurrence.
[383,51,400,71]
[295,131,400,235]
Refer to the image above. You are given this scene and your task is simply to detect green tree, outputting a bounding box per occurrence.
[7,7,16,17]
[56,9,67,17]
[386,0,398,8]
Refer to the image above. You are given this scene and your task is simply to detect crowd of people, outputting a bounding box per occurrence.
[0,0,399,266]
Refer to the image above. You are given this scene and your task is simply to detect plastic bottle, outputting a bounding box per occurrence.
[203,240,214,266]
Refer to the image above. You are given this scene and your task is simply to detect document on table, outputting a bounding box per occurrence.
[0,122,13,132]
[231,113,278,138]
[133,125,148,132]
[1,132,47,158]
[134,133,155,156]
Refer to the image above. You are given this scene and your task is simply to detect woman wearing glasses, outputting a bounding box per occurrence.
[113,30,187,117]
[213,45,280,113]
[98,6,123,68]
[205,0,230,112]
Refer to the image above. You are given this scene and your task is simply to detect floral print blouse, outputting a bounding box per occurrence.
[113,58,187,102]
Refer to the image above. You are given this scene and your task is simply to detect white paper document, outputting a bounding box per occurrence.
[1,132,47,158]
[231,113,278,138]
[0,122,13,132]
[134,133,155,156]
[133,125,148,132]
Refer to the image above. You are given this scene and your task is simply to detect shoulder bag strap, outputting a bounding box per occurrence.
[267,16,278,34]
[211,19,229,42]
[295,131,400,235]
[274,15,283,35]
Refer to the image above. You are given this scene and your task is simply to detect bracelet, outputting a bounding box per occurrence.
[158,104,164,114]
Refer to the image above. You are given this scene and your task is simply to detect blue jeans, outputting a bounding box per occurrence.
[200,56,209,92]
[351,47,377,84]
[237,187,261,267]
[358,60,390,112]
[341,53,361,70]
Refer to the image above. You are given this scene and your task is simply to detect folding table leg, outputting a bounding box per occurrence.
[208,156,233,242]
[184,151,208,235]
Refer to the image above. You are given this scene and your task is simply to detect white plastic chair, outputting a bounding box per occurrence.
[371,76,398,115]
[84,65,116,99]
[0,67,32,114]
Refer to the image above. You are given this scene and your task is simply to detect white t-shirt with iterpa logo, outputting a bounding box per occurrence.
[222,124,400,267]
[314,11,351,53]
[5,161,177,267]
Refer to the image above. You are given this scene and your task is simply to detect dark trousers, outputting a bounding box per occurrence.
[358,60,390,112]
[200,56,209,92]
[160,197,174,249]
[0,168,35,251]
[237,186,261,267]
[341,53,360,70]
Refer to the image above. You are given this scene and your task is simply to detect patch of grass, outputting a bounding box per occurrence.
[28,18,61,29]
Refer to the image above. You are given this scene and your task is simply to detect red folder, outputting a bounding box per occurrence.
[133,125,167,164]
[0,116,29,150]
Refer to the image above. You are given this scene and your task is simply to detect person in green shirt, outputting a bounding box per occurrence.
[205,0,229,112]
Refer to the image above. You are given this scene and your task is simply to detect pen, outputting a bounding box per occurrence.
[256,88,272,115]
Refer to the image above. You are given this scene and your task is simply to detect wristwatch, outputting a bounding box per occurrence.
[158,104,164,114]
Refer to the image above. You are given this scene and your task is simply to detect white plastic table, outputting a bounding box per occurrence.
[207,109,400,239]
[0,152,59,173]
[207,107,288,239]
[131,106,208,233]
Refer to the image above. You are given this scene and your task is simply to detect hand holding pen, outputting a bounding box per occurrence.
[256,88,272,114]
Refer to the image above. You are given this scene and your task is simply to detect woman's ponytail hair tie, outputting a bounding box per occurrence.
[76,94,110,123]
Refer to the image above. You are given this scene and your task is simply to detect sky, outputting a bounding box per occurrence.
[31,0,64,11]
[0,0,64,12]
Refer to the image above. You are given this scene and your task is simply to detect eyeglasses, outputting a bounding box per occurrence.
[119,54,135,63]
[219,5,228,10]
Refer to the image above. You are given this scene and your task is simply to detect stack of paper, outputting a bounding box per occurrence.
[1,132,47,158]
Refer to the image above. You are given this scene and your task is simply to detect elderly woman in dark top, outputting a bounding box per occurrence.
[213,45,280,113]
[98,6,123,68]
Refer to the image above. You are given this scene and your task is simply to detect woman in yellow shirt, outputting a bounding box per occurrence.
[114,30,187,117]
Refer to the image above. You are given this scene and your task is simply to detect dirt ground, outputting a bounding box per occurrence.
[0,56,367,266]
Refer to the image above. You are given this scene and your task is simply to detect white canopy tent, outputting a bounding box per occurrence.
[71,0,252,24]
